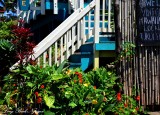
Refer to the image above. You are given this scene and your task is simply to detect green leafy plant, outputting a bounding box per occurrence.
[111,42,136,65]
[0,21,18,88]
[0,63,146,114]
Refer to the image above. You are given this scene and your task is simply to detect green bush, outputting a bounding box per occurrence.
[0,61,146,115]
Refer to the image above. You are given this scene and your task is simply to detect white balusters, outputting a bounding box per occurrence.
[94,0,100,69]
[81,17,85,44]
[37,57,40,65]
[60,37,64,63]
[77,21,81,49]
[12,0,101,70]
[94,0,100,43]
[88,12,91,36]
[49,47,52,66]
[68,0,71,14]
[102,0,105,32]
[26,10,31,23]
[54,42,58,64]
[43,51,47,67]
[108,0,111,32]
[66,32,69,59]
[71,25,76,54]
[64,34,67,59]
[53,0,58,14]
[79,0,84,9]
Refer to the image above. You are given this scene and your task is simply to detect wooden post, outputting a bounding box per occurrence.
[94,0,100,69]
[113,0,122,77]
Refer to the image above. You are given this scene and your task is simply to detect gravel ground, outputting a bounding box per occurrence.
[148,112,160,115]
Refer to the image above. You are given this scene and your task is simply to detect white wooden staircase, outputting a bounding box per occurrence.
[12,0,115,71]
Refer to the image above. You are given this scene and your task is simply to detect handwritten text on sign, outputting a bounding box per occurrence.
[138,0,160,42]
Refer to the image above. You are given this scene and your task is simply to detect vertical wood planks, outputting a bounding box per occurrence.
[118,0,160,110]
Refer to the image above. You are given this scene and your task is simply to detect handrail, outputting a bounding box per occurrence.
[11,0,97,69]
[32,0,96,60]
[11,0,114,69]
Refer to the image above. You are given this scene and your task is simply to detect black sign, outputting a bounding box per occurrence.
[137,0,160,45]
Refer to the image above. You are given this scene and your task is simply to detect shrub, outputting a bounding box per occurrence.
[0,62,146,114]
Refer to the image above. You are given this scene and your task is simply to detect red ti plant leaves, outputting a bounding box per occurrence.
[11,19,35,65]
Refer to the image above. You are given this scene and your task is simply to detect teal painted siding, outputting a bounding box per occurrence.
[95,42,115,50]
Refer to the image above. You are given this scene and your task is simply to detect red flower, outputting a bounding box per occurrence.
[136,95,140,101]
[75,72,83,84]
[13,84,16,87]
[116,93,121,101]
[79,78,83,84]
[40,85,45,89]
[93,86,96,90]
[85,113,89,115]
[36,97,42,103]
[78,73,82,78]
[74,80,77,83]
[135,107,139,111]
[124,103,128,107]
[75,72,79,75]
[34,92,39,97]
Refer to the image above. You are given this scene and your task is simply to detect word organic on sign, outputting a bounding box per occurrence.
[138,0,160,44]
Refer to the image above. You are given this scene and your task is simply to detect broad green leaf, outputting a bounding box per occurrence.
[103,103,115,112]
[51,74,64,81]
[69,102,77,108]
[11,68,20,73]
[58,85,69,89]
[27,90,32,99]
[94,95,104,113]
[43,94,55,109]
[26,82,34,88]
[65,91,73,99]
[44,111,55,115]
[0,99,5,105]
[4,92,11,105]
[57,60,68,74]
[21,73,31,79]
[26,66,34,74]
[79,99,85,106]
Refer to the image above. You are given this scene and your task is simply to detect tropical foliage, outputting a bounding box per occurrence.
[0,61,146,114]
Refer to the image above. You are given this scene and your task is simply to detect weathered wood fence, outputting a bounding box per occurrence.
[114,0,160,111]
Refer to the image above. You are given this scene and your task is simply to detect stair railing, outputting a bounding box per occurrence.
[12,0,98,70]
[11,0,114,69]
[31,0,98,67]
[102,0,112,32]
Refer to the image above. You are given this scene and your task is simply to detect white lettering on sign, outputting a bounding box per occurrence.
[138,0,160,42]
